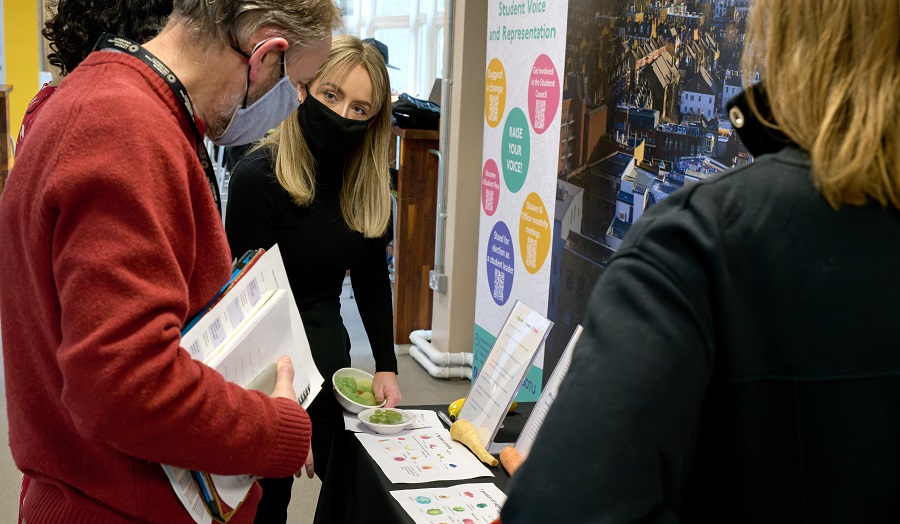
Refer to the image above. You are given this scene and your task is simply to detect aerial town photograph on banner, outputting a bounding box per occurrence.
[544,0,753,377]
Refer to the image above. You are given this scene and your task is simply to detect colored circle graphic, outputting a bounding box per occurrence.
[501,108,530,193]
[528,54,561,134]
[519,193,551,274]
[486,221,515,306]
[484,58,507,128]
[481,159,501,216]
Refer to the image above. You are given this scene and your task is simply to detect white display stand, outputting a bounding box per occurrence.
[458,300,553,449]
[515,325,582,458]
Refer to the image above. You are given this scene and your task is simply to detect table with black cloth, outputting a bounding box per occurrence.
[313,403,534,524]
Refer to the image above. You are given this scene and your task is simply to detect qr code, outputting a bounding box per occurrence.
[526,236,537,269]
[493,268,505,301]
[534,99,546,130]
[489,95,499,122]
[484,190,494,213]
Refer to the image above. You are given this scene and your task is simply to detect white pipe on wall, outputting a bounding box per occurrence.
[409,330,473,366]
[409,345,472,379]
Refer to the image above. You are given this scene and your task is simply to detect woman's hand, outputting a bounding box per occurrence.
[373,371,402,408]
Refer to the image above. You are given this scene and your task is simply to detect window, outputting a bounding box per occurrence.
[376,0,409,15]
[566,271,574,291]
[435,26,445,79]
[343,0,446,97]
[338,0,354,16]
[374,28,412,93]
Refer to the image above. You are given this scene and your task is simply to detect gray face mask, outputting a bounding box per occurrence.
[212,48,300,147]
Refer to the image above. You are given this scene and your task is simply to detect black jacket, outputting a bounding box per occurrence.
[501,125,900,521]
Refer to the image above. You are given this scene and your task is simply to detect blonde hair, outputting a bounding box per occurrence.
[259,34,393,238]
[742,0,900,208]
[173,0,342,52]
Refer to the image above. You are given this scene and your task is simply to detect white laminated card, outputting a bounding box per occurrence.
[458,300,553,449]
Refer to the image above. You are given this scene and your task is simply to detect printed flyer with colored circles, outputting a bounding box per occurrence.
[390,483,506,524]
[355,429,493,484]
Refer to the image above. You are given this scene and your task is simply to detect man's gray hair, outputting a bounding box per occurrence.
[173,0,342,51]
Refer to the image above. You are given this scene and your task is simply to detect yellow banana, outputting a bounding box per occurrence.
[508,400,518,413]
[448,397,466,418]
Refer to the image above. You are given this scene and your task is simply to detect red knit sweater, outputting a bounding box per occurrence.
[0,51,311,523]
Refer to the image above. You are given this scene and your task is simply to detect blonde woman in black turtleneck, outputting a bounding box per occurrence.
[224,35,400,523]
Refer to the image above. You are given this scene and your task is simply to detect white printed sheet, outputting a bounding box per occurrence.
[355,428,494,484]
[390,483,507,524]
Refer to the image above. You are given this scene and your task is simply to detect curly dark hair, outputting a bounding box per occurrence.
[43,0,173,76]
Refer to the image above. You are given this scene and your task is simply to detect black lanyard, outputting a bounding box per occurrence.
[94,33,222,215]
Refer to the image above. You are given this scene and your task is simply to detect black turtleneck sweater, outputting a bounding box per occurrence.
[224,146,397,374]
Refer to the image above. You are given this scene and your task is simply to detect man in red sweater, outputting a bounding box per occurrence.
[0,2,340,522]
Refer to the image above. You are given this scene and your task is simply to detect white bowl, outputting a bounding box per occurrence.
[358,408,414,434]
[332,367,386,413]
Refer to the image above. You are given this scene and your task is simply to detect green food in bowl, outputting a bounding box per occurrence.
[335,375,379,406]
[369,409,404,425]
[358,391,376,405]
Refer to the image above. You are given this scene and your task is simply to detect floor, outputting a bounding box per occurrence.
[0,278,472,522]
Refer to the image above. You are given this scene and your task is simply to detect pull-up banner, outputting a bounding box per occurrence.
[474,0,568,401]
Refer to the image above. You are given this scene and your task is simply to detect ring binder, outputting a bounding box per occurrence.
[164,245,324,523]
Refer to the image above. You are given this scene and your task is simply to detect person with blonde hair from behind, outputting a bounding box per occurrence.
[0,0,341,522]
[499,0,900,522]
[225,34,402,523]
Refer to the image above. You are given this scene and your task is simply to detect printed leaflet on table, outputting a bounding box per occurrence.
[355,428,494,484]
[390,483,507,524]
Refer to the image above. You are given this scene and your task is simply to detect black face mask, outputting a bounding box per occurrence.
[297,94,370,156]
